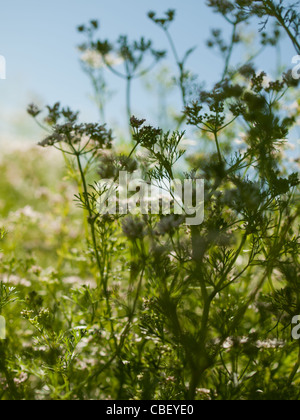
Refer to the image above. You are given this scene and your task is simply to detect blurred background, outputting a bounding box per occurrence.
[0,0,297,144]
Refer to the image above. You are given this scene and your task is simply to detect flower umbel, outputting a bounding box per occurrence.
[38,122,113,152]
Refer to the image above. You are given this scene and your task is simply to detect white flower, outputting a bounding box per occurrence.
[11,205,42,221]
[80,50,103,68]
[1,274,31,287]
[80,50,123,69]
[180,138,197,149]
[262,73,272,89]
[196,388,211,395]
[256,339,285,349]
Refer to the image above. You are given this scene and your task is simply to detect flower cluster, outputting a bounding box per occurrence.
[121,216,146,240]
[27,103,42,118]
[207,28,240,56]
[155,215,185,236]
[130,117,162,149]
[78,23,166,76]
[147,9,176,30]
[185,93,226,132]
[130,116,146,130]
[39,122,113,150]
[27,102,79,126]
[98,152,138,179]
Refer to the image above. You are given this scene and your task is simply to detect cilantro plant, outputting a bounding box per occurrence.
[0,0,299,400]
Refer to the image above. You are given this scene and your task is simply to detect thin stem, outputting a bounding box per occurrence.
[84,266,145,385]
[288,343,300,385]
[264,0,300,54]
[75,152,103,288]
[164,28,187,108]
[213,233,248,297]
[75,150,119,356]
[222,23,237,81]
[126,75,133,135]
[214,130,223,164]
[33,117,52,133]
[85,67,106,123]
[103,57,127,79]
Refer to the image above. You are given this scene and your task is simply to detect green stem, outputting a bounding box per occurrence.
[164,28,187,108]
[75,151,118,355]
[265,0,300,54]
[222,23,237,81]
[288,343,300,385]
[75,153,103,287]
[126,75,133,137]
[214,130,223,164]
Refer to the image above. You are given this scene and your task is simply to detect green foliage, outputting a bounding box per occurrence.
[0,1,300,400]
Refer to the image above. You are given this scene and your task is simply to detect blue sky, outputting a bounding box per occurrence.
[0,0,296,141]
